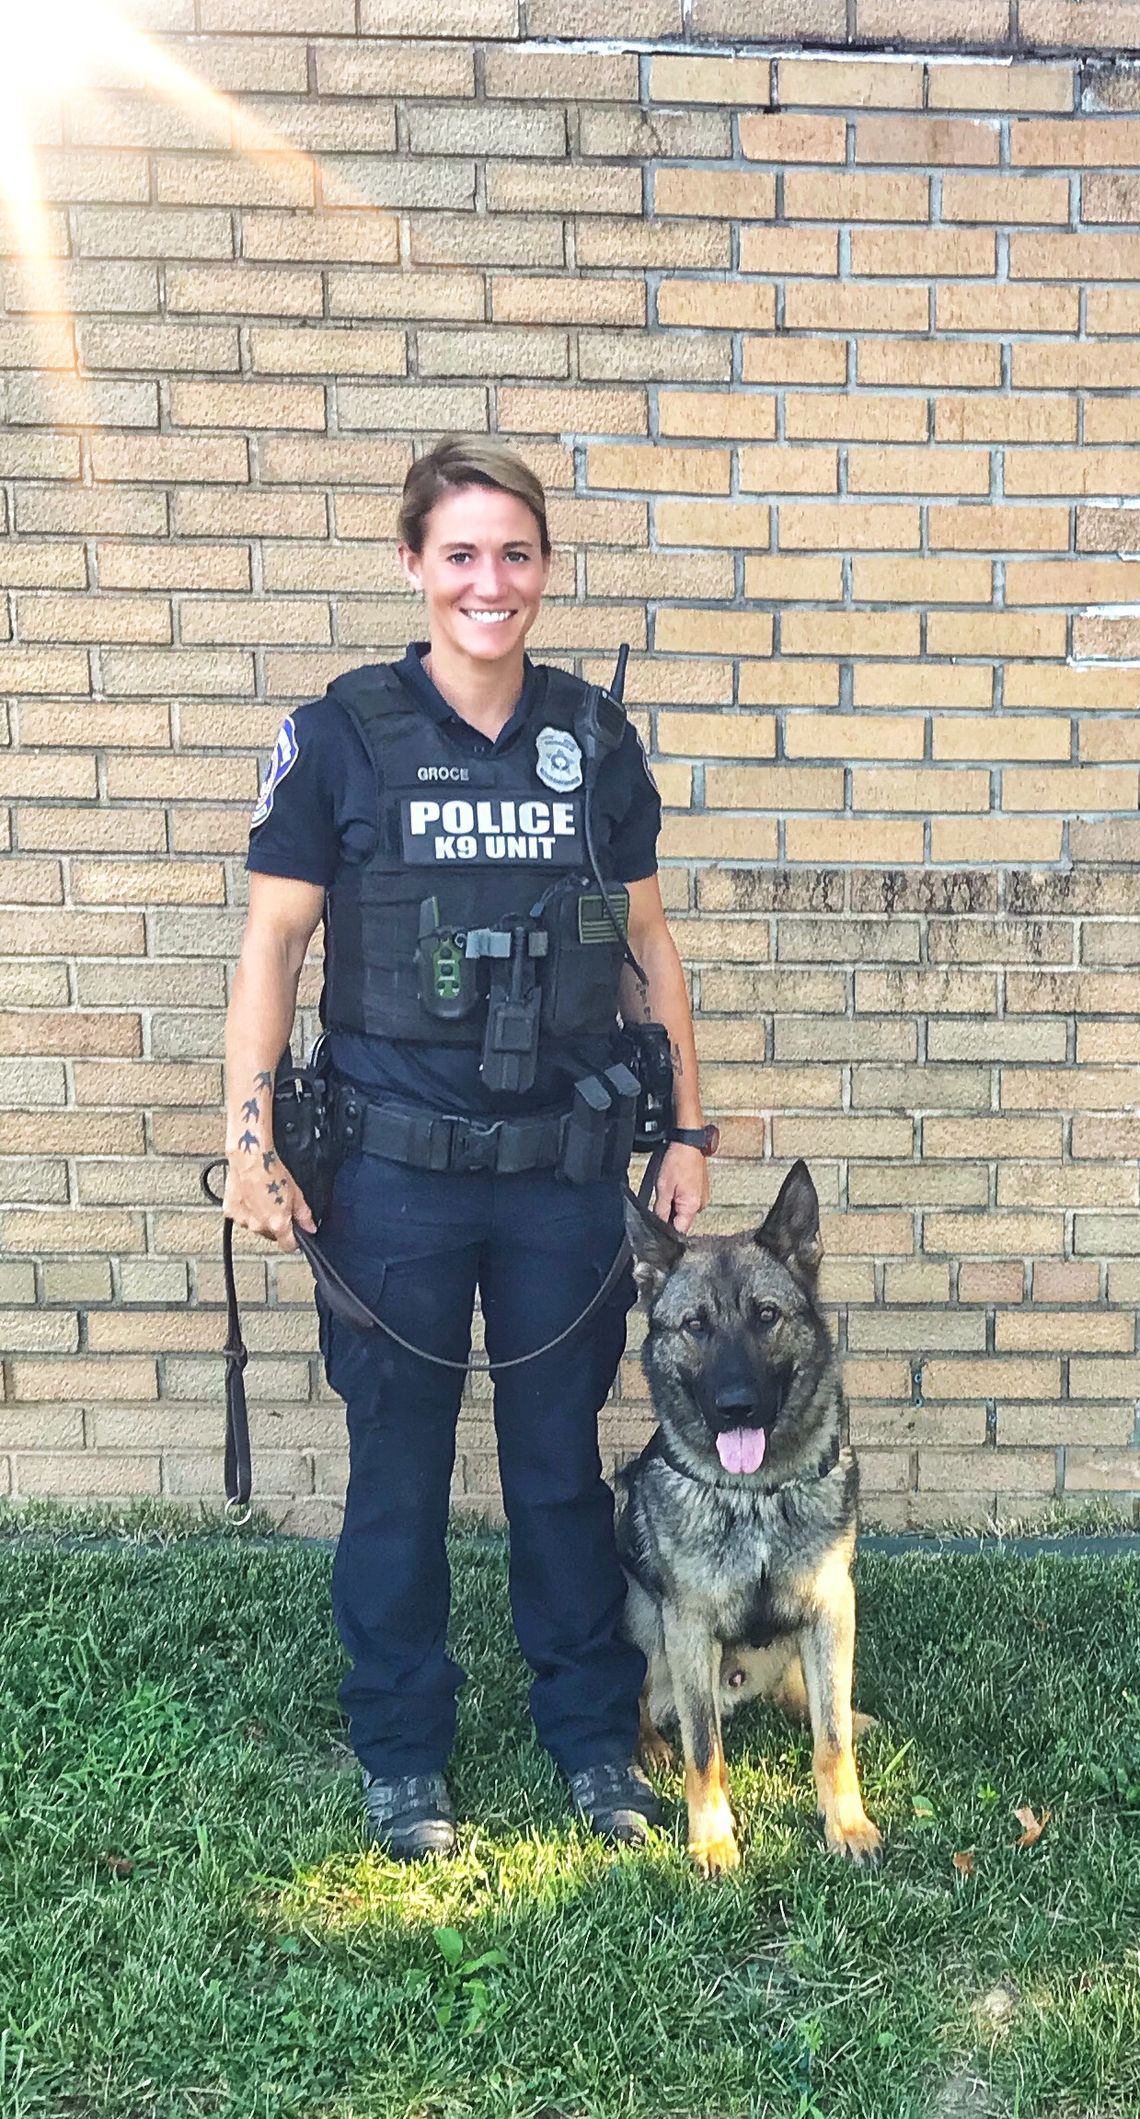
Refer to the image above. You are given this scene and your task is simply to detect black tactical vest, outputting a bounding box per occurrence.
[322,661,628,1046]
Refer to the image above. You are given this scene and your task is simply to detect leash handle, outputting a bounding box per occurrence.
[201,1156,226,1207]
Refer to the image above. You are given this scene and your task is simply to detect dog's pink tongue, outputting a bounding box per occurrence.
[716,1426,766,1475]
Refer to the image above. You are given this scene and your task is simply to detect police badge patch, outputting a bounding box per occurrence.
[535,725,583,793]
[251,715,299,828]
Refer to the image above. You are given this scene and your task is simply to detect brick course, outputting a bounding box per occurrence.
[1,13,1138,1524]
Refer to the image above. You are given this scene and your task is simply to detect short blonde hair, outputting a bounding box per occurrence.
[398,434,551,556]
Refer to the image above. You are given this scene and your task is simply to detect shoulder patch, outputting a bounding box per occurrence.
[251,715,299,829]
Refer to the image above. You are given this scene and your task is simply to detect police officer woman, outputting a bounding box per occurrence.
[223,437,715,1859]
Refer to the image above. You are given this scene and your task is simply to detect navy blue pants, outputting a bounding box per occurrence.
[316,1151,646,1780]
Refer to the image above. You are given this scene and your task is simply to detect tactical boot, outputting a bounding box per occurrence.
[568,1759,662,1846]
[361,1770,457,1860]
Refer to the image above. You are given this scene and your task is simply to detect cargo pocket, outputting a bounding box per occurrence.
[316,1252,390,1396]
[319,1242,479,1411]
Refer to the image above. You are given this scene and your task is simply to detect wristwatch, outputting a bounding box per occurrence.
[667,1124,721,1157]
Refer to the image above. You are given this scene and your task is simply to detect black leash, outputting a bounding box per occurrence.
[201,1144,666,1520]
[219,1213,251,1518]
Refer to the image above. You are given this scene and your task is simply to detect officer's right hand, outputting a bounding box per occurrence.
[223,1143,317,1253]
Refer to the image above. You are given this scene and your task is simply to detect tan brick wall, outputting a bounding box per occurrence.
[2,11,1140,1530]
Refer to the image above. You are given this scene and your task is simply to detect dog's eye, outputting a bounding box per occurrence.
[754,1304,781,1330]
[680,1314,708,1338]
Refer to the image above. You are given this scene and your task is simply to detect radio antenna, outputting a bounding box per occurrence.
[610,642,629,700]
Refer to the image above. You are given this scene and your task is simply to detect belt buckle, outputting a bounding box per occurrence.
[452,1118,502,1174]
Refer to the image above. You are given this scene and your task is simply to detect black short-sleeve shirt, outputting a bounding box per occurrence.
[246,644,661,1115]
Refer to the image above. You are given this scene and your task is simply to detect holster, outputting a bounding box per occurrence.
[272,1040,341,1226]
[620,1021,675,1151]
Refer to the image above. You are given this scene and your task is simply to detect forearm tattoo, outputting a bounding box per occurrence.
[234,1071,286,1210]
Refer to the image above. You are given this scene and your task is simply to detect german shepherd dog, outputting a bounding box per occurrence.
[617,1160,881,1876]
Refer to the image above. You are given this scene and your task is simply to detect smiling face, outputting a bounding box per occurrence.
[398,483,550,672]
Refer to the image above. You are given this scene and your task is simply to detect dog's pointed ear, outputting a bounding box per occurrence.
[623,1189,686,1302]
[756,1160,822,1283]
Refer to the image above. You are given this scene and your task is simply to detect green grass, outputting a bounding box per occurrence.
[2,1490,1136,1549]
[3,1532,1140,2119]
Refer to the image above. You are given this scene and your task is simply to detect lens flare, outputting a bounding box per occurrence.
[0,0,345,276]
[0,0,380,405]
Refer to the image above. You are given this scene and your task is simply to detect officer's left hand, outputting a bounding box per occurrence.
[654,1143,710,1236]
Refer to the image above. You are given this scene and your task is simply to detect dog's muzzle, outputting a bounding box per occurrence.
[714,1383,761,1423]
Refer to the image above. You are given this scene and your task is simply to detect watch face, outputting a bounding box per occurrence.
[704,1124,721,1157]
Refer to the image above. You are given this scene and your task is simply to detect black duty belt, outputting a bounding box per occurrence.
[335,1087,566,1177]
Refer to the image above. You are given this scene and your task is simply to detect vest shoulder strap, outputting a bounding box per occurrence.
[540,664,592,730]
[323,665,419,861]
[326,661,408,734]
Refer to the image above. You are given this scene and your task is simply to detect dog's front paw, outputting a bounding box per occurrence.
[689,1829,741,1877]
[639,1724,675,1775]
[823,1808,882,1867]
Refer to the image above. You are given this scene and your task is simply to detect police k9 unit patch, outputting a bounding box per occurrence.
[251,715,299,828]
[534,725,583,793]
[399,789,583,866]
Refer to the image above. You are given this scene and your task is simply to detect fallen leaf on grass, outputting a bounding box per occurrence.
[98,1853,134,1878]
[1013,1805,1051,1849]
[952,1849,976,1878]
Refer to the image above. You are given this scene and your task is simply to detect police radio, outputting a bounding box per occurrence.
[577,642,629,769]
